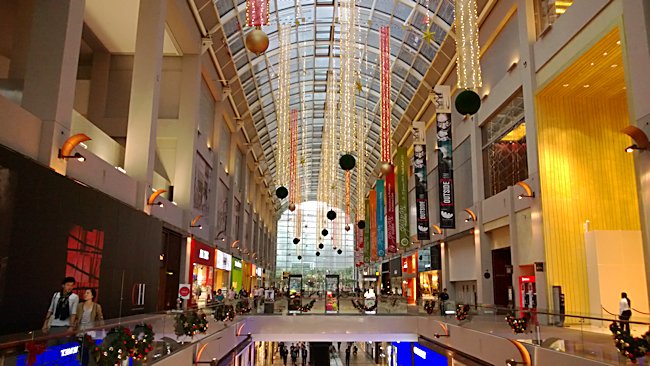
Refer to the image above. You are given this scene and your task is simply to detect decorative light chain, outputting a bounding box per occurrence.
[289,109,298,206]
[455,0,482,89]
[246,0,269,27]
[380,26,392,164]
[276,24,291,189]
[338,0,357,155]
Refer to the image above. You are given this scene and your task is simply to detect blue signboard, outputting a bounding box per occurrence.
[17,340,103,366]
[391,342,448,366]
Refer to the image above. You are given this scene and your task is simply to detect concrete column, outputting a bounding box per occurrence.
[623,0,650,306]
[124,0,167,209]
[7,0,35,80]
[227,173,237,244]
[21,0,84,172]
[86,50,110,131]
[173,54,201,211]
[507,186,522,309]
[517,0,549,312]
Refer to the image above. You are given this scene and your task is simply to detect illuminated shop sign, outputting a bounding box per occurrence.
[233,259,242,269]
[199,249,210,260]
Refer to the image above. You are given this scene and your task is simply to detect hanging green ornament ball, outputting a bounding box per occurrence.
[297,255,302,260]
[357,220,366,229]
[276,186,288,199]
[293,238,300,244]
[327,210,337,221]
[318,243,324,249]
[316,251,321,256]
[455,89,481,116]
[337,249,343,255]
[322,229,328,236]
[339,154,356,171]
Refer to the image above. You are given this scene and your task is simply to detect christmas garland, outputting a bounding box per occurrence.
[424,300,435,315]
[505,313,530,334]
[131,323,155,361]
[214,304,236,322]
[175,310,209,338]
[84,326,136,366]
[298,299,316,313]
[456,304,470,321]
[609,322,650,363]
[351,299,378,313]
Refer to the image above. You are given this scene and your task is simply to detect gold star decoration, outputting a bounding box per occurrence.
[295,19,301,26]
[423,25,435,45]
[355,80,363,93]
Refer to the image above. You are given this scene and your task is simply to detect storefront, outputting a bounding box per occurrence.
[189,239,214,307]
[231,257,243,291]
[418,247,441,304]
[381,261,390,294]
[255,266,263,288]
[389,257,402,296]
[242,261,252,292]
[402,252,417,305]
[215,249,232,292]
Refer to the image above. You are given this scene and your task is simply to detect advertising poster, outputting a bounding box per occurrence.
[376,180,385,257]
[385,165,397,253]
[435,85,455,229]
[369,189,378,262]
[413,121,430,241]
[396,147,410,248]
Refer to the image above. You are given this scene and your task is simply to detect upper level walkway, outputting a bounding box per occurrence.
[0,297,643,366]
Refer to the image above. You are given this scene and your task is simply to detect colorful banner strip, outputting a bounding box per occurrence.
[369,189,378,262]
[385,165,397,253]
[396,147,410,248]
[413,121,430,241]
[435,85,455,228]
[364,197,371,263]
[376,179,386,257]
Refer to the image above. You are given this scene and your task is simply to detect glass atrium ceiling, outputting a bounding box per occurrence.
[214,0,455,203]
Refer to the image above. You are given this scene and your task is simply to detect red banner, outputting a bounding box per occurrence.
[386,165,397,253]
[369,189,378,262]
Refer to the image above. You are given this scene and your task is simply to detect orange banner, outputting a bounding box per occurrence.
[369,189,378,262]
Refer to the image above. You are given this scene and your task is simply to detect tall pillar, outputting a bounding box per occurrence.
[86,50,111,134]
[623,0,650,305]
[124,0,167,209]
[517,0,548,312]
[173,55,201,210]
[21,0,84,172]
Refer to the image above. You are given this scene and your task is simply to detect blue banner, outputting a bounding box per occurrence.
[376,179,385,257]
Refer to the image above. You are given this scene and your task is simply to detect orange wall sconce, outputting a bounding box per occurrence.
[432,225,442,235]
[516,181,535,199]
[623,125,649,153]
[231,239,240,249]
[190,214,203,229]
[147,189,166,207]
[58,133,91,162]
[464,208,477,222]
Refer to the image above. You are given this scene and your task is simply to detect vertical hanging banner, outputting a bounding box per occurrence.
[385,166,397,253]
[412,121,430,241]
[369,189,378,262]
[376,180,386,257]
[396,147,410,248]
[356,218,364,265]
[434,85,455,228]
[364,198,371,263]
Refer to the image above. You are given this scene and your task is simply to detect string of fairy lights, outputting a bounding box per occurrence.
[455,0,482,89]
[276,23,291,191]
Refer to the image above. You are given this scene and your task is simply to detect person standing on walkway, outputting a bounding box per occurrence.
[290,345,298,366]
[440,288,450,316]
[345,347,351,366]
[280,344,288,366]
[620,292,632,334]
[42,277,79,336]
[300,344,308,366]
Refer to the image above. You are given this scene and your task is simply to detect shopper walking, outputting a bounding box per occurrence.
[345,346,351,366]
[301,344,308,366]
[280,344,288,366]
[42,277,79,336]
[440,288,450,316]
[290,345,298,366]
[75,289,104,331]
[620,292,632,334]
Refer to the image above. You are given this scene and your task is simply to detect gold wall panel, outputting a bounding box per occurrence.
[536,95,640,316]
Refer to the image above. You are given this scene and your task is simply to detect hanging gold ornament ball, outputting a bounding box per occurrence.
[345,224,350,231]
[381,162,393,175]
[245,28,269,55]
[288,203,296,212]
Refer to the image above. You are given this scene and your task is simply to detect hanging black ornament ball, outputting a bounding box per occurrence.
[318,243,324,249]
[339,154,356,171]
[293,238,300,244]
[276,186,289,199]
[297,255,302,260]
[322,229,328,236]
[345,225,350,231]
[357,220,366,229]
[337,249,343,255]
[316,251,321,256]
[327,210,337,221]
[455,89,481,116]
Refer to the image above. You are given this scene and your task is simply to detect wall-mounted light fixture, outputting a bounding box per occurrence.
[623,125,649,153]
[58,133,91,162]
[147,189,166,207]
[506,360,525,366]
[231,239,240,249]
[190,214,203,229]
[464,208,477,223]
[432,225,442,235]
[216,230,226,242]
[516,181,535,199]
[507,60,518,73]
